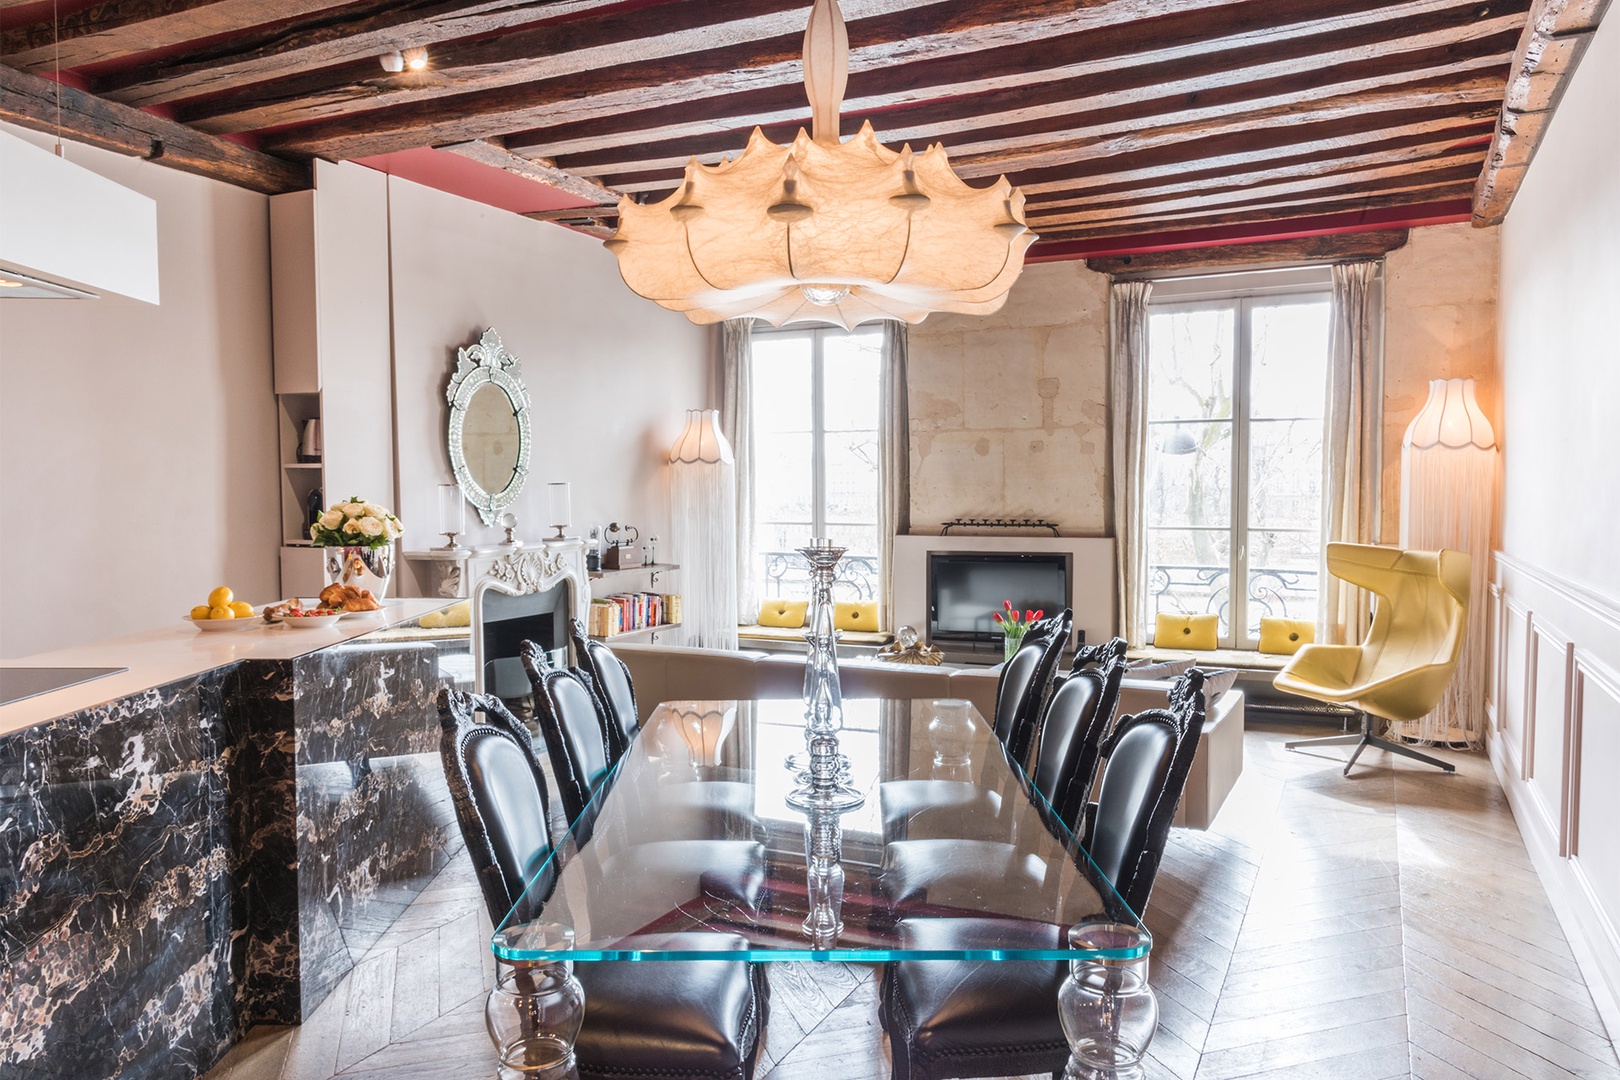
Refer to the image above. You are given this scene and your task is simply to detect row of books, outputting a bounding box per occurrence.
[588,592,682,638]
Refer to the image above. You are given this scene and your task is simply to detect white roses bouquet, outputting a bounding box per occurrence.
[310,497,405,549]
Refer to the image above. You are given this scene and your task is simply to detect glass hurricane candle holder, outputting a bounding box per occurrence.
[1057,922,1158,1080]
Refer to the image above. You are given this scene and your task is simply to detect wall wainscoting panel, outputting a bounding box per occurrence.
[1491,550,1620,1043]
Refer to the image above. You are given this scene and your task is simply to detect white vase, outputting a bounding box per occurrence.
[323,543,393,599]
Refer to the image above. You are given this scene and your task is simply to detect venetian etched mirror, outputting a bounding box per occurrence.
[447,327,532,525]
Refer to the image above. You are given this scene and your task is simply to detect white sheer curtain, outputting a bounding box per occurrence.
[879,322,910,630]
[720,319,756,624]
[1109,280,1153,647]
[1320,261,1382,646]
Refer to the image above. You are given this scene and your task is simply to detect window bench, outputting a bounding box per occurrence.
[736,623,894,652]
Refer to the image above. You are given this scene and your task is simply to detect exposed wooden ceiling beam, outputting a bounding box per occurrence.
[1030,187,1477,242]
[89,0,631,107]
[440,138,619,206]
[257,0,1237,159]
[1085,229,1410,275]
[535,0,1523,174]
[522,205,620,222]
[1472,0,1610,224]
[0,62,307,193]
[1029,157,1484,229]
[2,0,338,71]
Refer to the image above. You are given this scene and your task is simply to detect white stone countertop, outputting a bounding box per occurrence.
[0,598,456,740]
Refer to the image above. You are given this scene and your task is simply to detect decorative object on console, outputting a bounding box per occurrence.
[601,522,639,569]
[603,0,1033,328]
[446,327,532,526]
[939,517,1060,536]
[498,511,522,548]
[875,625,944,666]
[437,483,465,550]
[645,534,659,566]
[546,481,572,541]
[669,409,738,649]
[993,600,1045,662]
[312,496,403,599]
[1395,377,1496,748]
[1153,612,1217,652]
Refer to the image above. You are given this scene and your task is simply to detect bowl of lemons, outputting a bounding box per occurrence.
[186,586,260,632]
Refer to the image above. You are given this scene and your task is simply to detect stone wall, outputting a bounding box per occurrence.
[906,260,1112,533]
[904,228,1500,547]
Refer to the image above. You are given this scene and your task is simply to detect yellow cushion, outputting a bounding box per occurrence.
[757,599,808,628]
[1154,612,1218,651]
[834,601,880,632]
[1258,617,1314,655]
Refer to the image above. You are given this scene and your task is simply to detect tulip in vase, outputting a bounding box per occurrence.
[992,600,1044,663]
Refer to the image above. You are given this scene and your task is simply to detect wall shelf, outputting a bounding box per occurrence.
[589,561,679,583]
[591,619,681,643]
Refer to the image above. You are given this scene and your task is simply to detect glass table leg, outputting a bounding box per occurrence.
[1057,922,1158,1080]
[486,954,585,1080]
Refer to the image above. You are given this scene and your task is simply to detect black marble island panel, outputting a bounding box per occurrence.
[0,620,470,1080]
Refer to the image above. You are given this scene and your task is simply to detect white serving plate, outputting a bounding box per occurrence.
[185,612,260,633]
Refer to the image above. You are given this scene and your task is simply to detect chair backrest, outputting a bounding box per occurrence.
[1029,637,1127,828]
[1328,543,1471,688]
[1087,669,1207,914]
[567,616,640,762]
[993,608,1072,765]
[437,688,557,926]
[521,639,614,827]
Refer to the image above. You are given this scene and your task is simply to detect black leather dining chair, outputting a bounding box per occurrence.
[1025,637,1127,829]
[877,670,1208,1080]
[435,688,769,1080]
[521,640,616,827]
[567,617,640,764]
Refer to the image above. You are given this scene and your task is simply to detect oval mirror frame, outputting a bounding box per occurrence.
[446,327,532,526]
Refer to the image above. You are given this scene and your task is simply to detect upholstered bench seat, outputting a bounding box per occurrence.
[736,623,894,646]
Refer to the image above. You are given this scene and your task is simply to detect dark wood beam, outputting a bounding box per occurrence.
[257,0,1231,159]
[1085,229,1410,275]
[535,0,1524,173]
[440,138,619,206]
[522,204,619,222]
[2,1,337,71]
[1472,0,1611,224]
[1033,185,1477,241]
[90,0,630,108]
[0,62,307,193]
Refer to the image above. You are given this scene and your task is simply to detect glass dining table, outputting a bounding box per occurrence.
[490,696,1157,1079]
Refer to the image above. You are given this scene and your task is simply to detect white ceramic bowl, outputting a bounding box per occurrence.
[186,612,260,632]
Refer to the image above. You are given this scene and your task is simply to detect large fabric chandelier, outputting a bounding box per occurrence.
[605,0,1036,328]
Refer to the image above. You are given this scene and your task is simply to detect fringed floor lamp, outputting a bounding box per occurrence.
[1395,377,1497,747]
[669,409,739,650]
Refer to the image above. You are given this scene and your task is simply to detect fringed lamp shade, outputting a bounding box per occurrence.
[1396,377,1497,747]
[605,0,1035,329]
[669,409,738,650]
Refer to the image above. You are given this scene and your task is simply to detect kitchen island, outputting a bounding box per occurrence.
[0,600,470,1080]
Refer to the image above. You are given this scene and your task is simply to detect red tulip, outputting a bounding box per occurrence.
[1003,599,1015,612]
[1032,609,1043,621]
[1025,610,1036,623]
[992,612,1004,624]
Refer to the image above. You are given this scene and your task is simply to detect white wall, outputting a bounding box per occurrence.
[0,123,277,657]
[385,176,712,592]
[1490,11,1620,1040]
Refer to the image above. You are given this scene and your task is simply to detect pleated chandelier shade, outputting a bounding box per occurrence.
[669,410,738,650]
[1396,377,1497,748]
[605,0,1035,328]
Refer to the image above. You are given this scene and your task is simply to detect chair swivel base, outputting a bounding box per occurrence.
[1286,714,1456,777]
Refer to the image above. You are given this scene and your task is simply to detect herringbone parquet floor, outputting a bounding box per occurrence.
[206,724,1619,1080]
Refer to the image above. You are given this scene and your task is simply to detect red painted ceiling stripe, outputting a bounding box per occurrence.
[1025,199,1476,262]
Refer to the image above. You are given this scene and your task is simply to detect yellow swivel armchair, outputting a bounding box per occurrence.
[1278,543,1470,776]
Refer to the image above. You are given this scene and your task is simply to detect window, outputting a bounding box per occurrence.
[749,325,883,608]
[1144,284,1332,648]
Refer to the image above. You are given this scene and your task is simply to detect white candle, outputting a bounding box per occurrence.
[548,482,572,529]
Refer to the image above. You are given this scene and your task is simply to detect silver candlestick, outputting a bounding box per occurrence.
[787,537,862,813]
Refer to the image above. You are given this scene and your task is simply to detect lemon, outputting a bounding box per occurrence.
[190,605,212,620]
[208,586,234,608]
[209,604,234,620]
[229,601,254,618]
